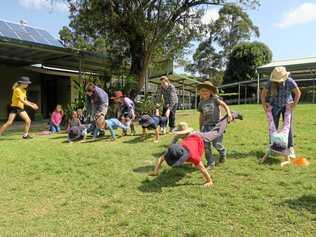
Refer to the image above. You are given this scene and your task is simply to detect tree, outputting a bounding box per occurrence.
[224,41,272,83]
[59,0,259,97]
[187,3,259,78]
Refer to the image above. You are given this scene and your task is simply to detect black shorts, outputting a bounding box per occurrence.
[9,106,25,115]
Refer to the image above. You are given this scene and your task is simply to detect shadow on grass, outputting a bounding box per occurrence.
[123,134,155,144]
[133,165,155,173]
[281,195,316,215]
[81,136,112,144]
[229,149,265,159]
[49,135,67,140]
[138,165,197,193]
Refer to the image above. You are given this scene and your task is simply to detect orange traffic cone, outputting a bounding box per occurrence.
[291,157,310,167]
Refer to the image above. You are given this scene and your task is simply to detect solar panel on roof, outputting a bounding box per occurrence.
[0,19,64,47]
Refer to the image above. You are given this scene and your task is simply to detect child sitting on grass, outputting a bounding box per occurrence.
[67,111,86,143]
[95,113,128,141]
[49,104,64,133]
[149,122,213,187]
[139,108,167,143]
[198,81,233,169]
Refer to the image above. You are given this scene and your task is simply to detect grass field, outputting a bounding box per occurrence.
[0,104,315,236]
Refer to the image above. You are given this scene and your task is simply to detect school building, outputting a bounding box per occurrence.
[0,20,108,120]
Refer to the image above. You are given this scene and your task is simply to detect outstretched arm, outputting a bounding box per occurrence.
[291,87,301,109]
[196,161,213,187]
[149,155,165,176]
[261,88,268,113]
[218,99,232,122]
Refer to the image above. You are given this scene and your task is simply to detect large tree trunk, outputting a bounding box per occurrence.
[129,38,151,99]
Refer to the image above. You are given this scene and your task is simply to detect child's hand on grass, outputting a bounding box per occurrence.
[204,181,213,187]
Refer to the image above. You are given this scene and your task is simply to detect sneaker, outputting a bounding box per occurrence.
[219,156,227,163]
[205,162,216,170]
[22,135,33,139]
[236,112,243,120]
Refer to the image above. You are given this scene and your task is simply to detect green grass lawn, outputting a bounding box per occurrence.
[0,104,315,236]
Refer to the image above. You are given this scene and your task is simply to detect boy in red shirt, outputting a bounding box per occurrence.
[149,122,213,187]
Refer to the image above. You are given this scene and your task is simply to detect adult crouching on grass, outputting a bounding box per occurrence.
[0,76,38,139]
[156,76,179,132]
[85,82,109,118]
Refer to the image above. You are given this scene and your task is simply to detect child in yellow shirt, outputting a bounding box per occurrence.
[0,76,38,139]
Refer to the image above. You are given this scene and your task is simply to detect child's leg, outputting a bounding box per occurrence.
[281,156,291,167]
[141,127,147,141]
[204,141,215,167]
[0,113,17,135]
[260,150,270,163]
[19,111,31,136]
[56,125,61,133]
[212,134,227,162]
[130,123,136,135]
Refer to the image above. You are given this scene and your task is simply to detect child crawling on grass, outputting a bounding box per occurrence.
[149,112,243,187]
[139,108,167,143]
[95,112,129,141]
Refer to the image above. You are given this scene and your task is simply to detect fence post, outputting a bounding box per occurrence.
[238,83,241,105]
[313,78,315,104]
[257,72,260,104]
[244,85,247,104]
[182,80,185,110]
[195,87,198,110]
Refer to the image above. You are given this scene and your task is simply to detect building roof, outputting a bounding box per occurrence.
[0,20,109,74]
[258,57,316,79]
[149,74,201,93]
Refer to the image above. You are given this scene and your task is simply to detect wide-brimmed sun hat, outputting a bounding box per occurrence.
[270,66,290,83]
[18,76,32,85]
[173,122,194,135]
[197,81,218,94]
[111,91,124,100]
[164,144,190,167]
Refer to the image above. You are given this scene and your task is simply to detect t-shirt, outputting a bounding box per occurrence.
[180,134,205,166]
[11,87,27,109]
[198,96,220,126]
[51,111,63,126]
[265,78,298,108]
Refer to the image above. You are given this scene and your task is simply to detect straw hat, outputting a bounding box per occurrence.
[197,81,218,94]
[270,66,290,83]
[173,122,194,135]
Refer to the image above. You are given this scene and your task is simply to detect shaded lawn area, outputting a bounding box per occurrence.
[0,104,315,236]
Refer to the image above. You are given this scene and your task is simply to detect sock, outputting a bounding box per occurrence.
[23,133,28,137]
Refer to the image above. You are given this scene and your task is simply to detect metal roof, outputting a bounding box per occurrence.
[149,74,201,93]
[258,57,316,79]
[0,21,109,74]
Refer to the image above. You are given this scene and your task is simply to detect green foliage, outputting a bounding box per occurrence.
[224,41,272,83]
[60,0,259,96]
[135,96,157,116]
[187,3,260,77]
[0,105,315,236]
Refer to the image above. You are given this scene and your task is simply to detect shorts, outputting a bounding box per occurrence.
[9,106,25,115]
